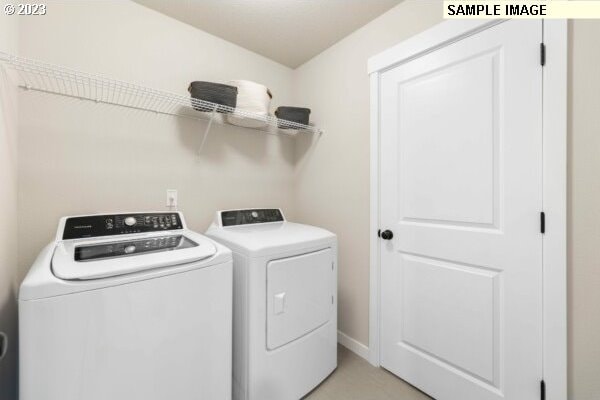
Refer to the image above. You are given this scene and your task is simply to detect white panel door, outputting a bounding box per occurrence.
[379,20,543,400]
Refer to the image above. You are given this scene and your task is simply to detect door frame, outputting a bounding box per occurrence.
[368,20,567,400]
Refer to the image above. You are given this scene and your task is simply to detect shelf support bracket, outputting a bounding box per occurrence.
[198,105,218,155]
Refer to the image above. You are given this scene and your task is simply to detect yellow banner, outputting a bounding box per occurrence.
[443,1,600,19]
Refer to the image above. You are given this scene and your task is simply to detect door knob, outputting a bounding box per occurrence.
[380,230,394,240]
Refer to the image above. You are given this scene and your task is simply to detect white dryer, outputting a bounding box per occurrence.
[19,212,233,400]
[206,209,337,400]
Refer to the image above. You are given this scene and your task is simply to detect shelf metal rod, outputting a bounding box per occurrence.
[198,105,218,155]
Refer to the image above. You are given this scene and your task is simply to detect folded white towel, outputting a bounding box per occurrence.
[227,80,272,128]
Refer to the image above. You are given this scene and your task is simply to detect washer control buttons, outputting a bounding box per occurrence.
[63,213,182,239]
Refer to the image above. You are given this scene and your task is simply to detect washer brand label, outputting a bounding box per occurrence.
[73,225,93,229]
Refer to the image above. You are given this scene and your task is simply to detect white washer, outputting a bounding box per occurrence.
[206,208,337,400]
[19,211,233,400]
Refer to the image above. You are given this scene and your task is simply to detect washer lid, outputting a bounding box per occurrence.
[52,231,217,280]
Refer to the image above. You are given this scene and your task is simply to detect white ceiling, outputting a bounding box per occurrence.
[134,0,402,68]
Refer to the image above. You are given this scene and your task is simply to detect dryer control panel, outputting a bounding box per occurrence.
[62,213,183,239]
[220,209,284,227]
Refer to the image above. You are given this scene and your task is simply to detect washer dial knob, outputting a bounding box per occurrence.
[124,216,137,227]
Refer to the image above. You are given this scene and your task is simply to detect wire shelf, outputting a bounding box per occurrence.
[0,51,323,136]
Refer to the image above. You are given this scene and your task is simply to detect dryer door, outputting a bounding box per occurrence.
[266,248,334,350]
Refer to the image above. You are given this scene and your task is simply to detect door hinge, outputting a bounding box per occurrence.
[540,379,546,400]
[540,42,546,66]
[540,212,546,234]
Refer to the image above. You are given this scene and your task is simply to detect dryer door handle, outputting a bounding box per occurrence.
[274,292,286,315]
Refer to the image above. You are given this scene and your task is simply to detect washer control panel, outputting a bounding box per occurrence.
[63,213,183,239]
[221,209,284,227]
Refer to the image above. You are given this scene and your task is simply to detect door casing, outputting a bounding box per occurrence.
[368,19,567,400]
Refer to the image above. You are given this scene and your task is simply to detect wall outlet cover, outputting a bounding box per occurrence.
[166,189,178,208]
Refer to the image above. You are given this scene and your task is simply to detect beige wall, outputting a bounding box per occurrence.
[293,0,443,348]
[0,1,19,399]
[16,0,296,280]
[568,20,600,400]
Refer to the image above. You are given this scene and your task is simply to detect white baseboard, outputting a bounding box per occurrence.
[337,330,369,361]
